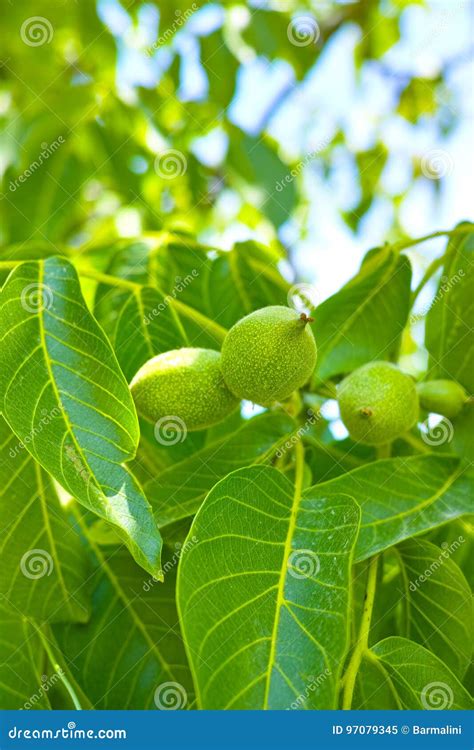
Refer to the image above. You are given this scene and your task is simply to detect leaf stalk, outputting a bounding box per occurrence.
[341,554,379,709]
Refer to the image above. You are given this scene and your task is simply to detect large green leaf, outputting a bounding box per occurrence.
[367,637,472,709]
[0,608,50,709]
[178,466,360,709]
[0,257,162,577]
[313,246,412,381]
[0,417,89,623]
[396,539,472,678]
[54,519,192,709]
[306,455,471,561]
[425,226,474,392]
[145,413,296,528]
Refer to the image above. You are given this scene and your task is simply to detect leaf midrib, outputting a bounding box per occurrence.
[262,446,304,709]
[37,261,105,507]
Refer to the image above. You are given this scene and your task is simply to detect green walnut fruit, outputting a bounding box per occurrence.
[338,361,419,446]
[130,348,239,431]
[417,379,468,418]
[221,306,317,406]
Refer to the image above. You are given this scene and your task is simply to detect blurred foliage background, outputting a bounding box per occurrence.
[1,0,472,297]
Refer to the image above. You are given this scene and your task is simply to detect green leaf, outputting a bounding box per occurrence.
[425,226,474,392]
[343,144,389,230]
[0,608,50,709]
[131,417,207,482]
[110,285,188,383]
[353,654,401,709]
[305,455,471,561]
[200,29,238,108]
[93,237,225,350]
[0,417,90,623]
[226,127,297,227]
[313,246,412,381]
[242,10,317,79]
[396,539,472,678]
[368,637,472,709]
[398,78,438,123]
[145,413,296,528]
[178,465,360,709]
[0,257,162,577]
[204,241,290,329]
[54,521,193,709]
[305,438,373,484]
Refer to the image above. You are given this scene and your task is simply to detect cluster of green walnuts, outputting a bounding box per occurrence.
[130,305,469,446]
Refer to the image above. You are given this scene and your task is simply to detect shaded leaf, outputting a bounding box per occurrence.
[369,637,472,709]
[0,608,50,709]
[53,520,193,709]
[0,417,90,624]
[204,241,290,329]
[396,538,472,677]
[146,413,296,528]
